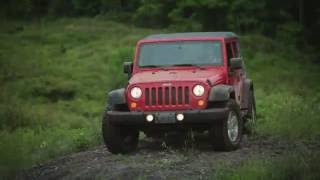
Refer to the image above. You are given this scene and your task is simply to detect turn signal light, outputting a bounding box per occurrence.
[198,100,205,106]
[130,102,137,108]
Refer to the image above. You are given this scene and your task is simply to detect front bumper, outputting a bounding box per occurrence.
[107,108,229,126]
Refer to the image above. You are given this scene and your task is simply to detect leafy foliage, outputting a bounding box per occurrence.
[1,0,319,49]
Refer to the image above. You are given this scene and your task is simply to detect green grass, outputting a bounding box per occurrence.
[0,17,159,177]
[214,151,320,180]
[0,17,319,178]
[241,35,320,140]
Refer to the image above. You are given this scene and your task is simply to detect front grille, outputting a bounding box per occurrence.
[145,86,190,106]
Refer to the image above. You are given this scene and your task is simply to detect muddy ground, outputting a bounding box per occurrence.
[18,135,319,180]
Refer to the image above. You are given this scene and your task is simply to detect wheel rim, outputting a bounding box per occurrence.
[227,111,239,143]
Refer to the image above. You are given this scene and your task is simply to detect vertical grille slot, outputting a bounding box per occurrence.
[151,88,156,105]
[158,87,163,105]
[145,88,150,105]
[178,87,183,104]
[185,87,189,104]
[171,87,176,105]
[165,87,169,105]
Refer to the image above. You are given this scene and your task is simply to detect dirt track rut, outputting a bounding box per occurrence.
[19,136,318,180]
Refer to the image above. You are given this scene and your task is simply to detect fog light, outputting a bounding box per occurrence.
[198,100,205,106]
[176,113,184,121]
[130,102,137,108]
[146,114,154,122]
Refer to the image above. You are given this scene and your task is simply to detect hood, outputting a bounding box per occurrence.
[129,68,226,86]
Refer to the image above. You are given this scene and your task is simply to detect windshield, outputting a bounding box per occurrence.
[138,41,222,67]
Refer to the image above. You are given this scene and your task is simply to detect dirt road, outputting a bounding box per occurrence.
[18,135,317,180]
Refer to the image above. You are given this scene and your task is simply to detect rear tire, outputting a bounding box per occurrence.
[102,106,139,154]
[244,90,256,135]
[210,99,243,151]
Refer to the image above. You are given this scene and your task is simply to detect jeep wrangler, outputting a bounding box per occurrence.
[102,32,256,154]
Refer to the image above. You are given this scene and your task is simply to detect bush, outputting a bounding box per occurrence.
[71,0,101,15]
[133,0,176,28]
[276,21,304,47]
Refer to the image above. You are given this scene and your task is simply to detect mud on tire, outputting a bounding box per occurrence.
[102,106,139,154]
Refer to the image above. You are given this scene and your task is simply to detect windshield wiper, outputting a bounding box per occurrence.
[171,64,194,66]
[140,65,163,68]
[169,64,206,69]
[141,64,205,70]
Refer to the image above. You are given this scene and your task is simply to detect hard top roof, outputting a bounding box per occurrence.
[143,32,237,40]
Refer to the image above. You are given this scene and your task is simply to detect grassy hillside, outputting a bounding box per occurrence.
[0,17,319,177]
[241,35,320,140]
[0,17,159,176]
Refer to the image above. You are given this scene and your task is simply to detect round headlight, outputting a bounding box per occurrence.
[130,87,142,99]
[193,85,205,97]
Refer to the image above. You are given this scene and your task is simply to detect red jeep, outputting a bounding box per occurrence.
[103,32,256,154]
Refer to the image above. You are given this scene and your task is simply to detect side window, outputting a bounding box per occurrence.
[232,41,239,57]
[226,43,234,66]
[232,41,246,72]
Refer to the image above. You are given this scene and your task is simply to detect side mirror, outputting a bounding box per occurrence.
[123,62,133,74]
[230,58,243,70]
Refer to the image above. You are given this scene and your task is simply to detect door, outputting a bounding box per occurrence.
[226,40,245,107]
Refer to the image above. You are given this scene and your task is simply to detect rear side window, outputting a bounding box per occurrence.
[226,43,234,66]
[232,41,239,57]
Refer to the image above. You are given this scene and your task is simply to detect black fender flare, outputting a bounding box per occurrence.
[107,88,126,106]
[242,79,253,109]
[208,85,235,102]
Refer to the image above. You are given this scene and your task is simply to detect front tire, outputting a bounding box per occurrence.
[102,106,139,154]
[210,100,243,151]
